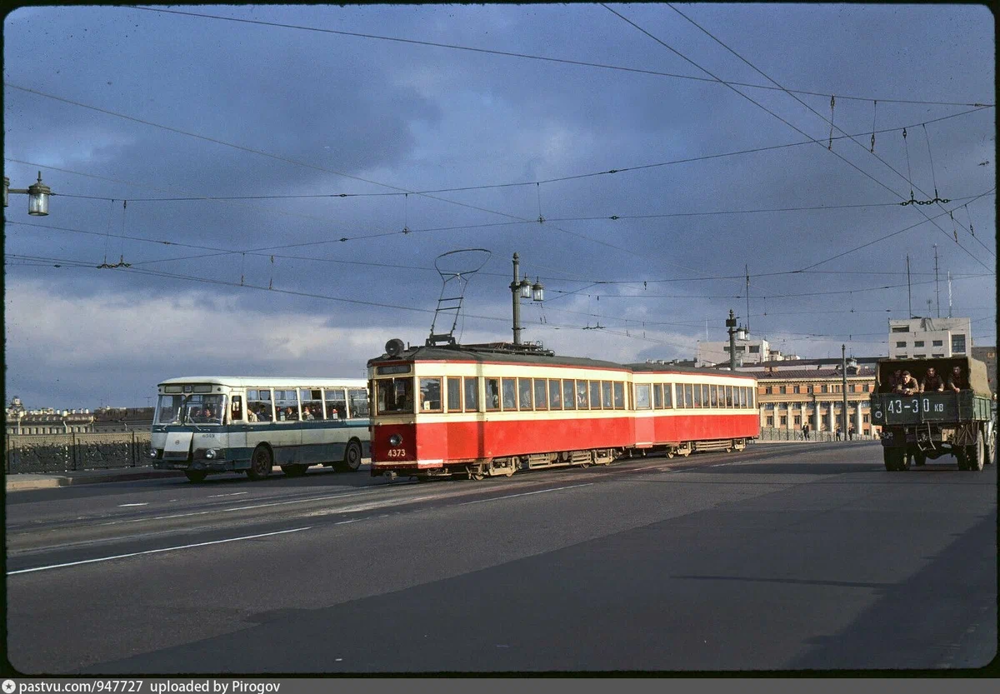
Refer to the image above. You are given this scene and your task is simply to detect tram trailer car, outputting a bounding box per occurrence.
[368,342,759,480]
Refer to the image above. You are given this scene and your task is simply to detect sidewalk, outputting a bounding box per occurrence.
[5,466,185,492]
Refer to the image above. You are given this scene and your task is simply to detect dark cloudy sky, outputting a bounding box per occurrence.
[3,4,995,409]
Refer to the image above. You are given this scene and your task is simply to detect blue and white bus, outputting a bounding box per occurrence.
[150,377,371,482]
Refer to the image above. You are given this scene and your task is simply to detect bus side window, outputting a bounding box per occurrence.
[231,395,243,422]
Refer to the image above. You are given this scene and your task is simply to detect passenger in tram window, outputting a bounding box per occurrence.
[501,378,517,410]
[577,381,589,409]
[486,379,501,411]
[563,379,576,410]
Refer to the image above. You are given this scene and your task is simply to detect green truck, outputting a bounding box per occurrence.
[870,356,996,471]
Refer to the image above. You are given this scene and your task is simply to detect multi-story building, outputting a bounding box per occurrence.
[888,317,972,359]
[755,361,878,436]
[696,330,799,367]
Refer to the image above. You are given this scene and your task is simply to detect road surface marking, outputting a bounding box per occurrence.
[208,492,248,498]
[460,483,593,505]
[118,503,148,507]
[7,527,312,575]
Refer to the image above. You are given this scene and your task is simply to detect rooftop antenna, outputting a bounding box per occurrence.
[745,264,751,336]
[906,255,912,317]
[426,248,492,347]
[947,271,953,318]
[934,244,940,317]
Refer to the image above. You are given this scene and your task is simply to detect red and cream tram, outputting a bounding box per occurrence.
[368,341,759,480]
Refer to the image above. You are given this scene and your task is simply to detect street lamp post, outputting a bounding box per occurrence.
[4,171,52,216]
[510,252,544,345]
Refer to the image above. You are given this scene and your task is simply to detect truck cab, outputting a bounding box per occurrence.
[870,356,995,471]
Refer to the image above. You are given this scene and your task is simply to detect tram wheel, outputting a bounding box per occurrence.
[247,445,273,480]
[184,470,207,483]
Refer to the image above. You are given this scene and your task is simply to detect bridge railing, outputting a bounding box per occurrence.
[757,428,878,443]
[4,432,152,474]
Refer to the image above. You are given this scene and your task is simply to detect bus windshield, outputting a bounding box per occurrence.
[156,393,226,425]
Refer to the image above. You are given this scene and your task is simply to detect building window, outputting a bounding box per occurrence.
[892,327,908,333]
[793,385,800,394]
[780,416,787,426]
[895,341,907,348]
[933,340,943,347]
[765,386,772,394]
[793,415,801,425]
[821,385,828,393]
[766,416,774,427]
[952,335,966,353]
[914,341,924,348]
[779,385,786,395]
[932,353,944,358]
[749,345,760,353]
[914,354,926,359]
[863,414,870,423]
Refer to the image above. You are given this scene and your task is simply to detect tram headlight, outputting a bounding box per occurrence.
[389,434,403,446]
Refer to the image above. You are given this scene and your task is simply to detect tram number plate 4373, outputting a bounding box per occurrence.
[386,448,408,458]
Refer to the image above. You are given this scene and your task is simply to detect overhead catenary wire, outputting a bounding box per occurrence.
[662,3,995,262]
[130,6,993,108]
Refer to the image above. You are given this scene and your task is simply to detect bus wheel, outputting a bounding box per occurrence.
[184,470,208,483]
[247,445,273,480]
[967,430,985,472]
[336,440,362,472]
[281,465,308,478]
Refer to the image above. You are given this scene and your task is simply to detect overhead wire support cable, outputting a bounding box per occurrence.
[130,6,994,108]
[643,3,996,272]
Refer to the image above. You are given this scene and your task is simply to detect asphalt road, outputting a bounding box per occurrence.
[4,442,996,674]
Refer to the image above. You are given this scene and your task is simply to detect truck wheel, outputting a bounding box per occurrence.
[967,430,985,472]
[987,427,996,466]
[955,449,969,471]
[914,450,927,467]
[184,470,208,483]
[883,448,905,471]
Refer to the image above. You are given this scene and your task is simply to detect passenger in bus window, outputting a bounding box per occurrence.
[203,406,216,423]
[247,407,258,423]
[302,406,315,420]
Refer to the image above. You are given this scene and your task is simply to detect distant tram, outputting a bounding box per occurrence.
[367,341,759,480]
[150,376,371,482]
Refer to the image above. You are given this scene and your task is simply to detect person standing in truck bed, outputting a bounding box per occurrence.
[920,367,945,393]
[947,365,968,392]
[897,371,919,395]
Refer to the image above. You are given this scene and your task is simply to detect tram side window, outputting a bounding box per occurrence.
[636,384,651,410]
[653,383,662,409]
[589,381,601,410]
[693,383,702,408]
[502,378,517,411]
[299,389,323,421]
[739,387,747,408]
[663,384,673,408]
[549,379,563,410]
[703,385,711,408]
[534,379,548,410]
[613,381,625,409]
[576,380,589,409]
[376,379,412,415]
[563,379,576,410]
[247,389,273,422]
[518,378,533,410]
[348,388,369,418]
[464,377,479,412]
[419,378,443,412]
[275,390,299,422]
[326,388,348,419]
[486,378,501,411]
[602,381,613,409]
[447,377,463,413]
[709,385,717,408]
[725,386,733,408]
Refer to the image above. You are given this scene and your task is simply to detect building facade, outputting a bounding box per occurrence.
[755,364,878,436]
[888,317,972,359]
